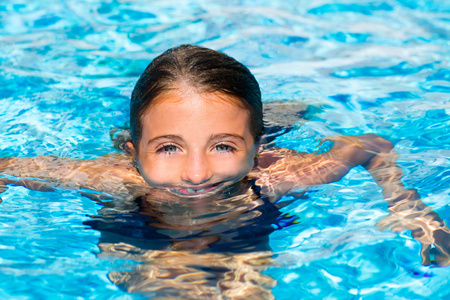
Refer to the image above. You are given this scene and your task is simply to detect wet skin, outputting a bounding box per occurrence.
[126,87,257,197]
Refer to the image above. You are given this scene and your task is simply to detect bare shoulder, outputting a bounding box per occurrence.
[249,146,354,200]
[94,154,146,183]
[255,148,324,171]
[63,153,146,185]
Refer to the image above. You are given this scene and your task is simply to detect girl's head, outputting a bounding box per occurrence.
[126,45,263,196]
[129,44,263,147]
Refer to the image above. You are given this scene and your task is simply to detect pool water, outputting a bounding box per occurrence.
[1,0,449,299]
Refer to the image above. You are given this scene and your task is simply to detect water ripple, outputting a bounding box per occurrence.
[1,0,449,299]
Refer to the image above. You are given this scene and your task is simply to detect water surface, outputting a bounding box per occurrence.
[0,0,449,299]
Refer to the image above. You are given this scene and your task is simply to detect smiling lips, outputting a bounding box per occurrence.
[171,182,222,196]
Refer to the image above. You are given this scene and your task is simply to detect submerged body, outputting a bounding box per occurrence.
[1,130,449,298]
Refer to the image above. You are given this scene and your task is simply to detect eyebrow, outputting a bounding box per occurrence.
[146,133,247,146]
[209,133,246,143]
[146,135,184,146]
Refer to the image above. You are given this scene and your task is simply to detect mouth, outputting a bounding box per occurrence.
[169,182,223,197]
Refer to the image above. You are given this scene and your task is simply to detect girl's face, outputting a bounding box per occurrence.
[127,87,257,197]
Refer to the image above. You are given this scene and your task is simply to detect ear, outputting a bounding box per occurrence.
[125,141,138,158]
[254,141,261,156]
[252,142,261,166]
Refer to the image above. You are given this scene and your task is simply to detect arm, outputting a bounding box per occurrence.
[0,155,147,198]
[251,134,380,198]
[253,134,450,266]
[359,138,450,267]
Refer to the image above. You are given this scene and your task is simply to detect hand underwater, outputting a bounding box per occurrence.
[419,229,450,267]
[376,189,450,267]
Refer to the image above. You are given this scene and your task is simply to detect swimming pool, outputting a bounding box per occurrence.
[0,0,449,298]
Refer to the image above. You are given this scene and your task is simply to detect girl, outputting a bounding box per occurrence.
[1,44,449,298]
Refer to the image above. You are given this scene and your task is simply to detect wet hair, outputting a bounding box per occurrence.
[129,44,263,147]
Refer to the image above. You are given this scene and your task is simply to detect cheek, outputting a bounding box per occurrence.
[137,157,182,186]
[212,155,254,177]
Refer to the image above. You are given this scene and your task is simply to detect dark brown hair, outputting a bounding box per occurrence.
[130,44,263,146]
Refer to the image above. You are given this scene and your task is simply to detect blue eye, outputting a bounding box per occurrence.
[158,144,178,153]
[164,145,178,152]
[215,144,234,152]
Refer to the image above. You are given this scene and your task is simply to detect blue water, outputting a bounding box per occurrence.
[0,0,449,299]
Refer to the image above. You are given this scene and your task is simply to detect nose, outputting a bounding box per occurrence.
[181,151,213,185]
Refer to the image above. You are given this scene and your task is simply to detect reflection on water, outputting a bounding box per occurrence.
[84,180,299,299]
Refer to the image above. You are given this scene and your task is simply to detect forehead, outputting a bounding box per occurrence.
[140,88,251,131]
[150,85,247,110]
[142,87,249,117]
